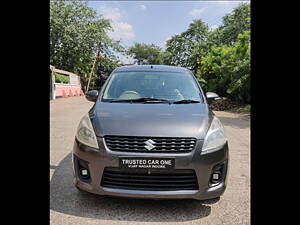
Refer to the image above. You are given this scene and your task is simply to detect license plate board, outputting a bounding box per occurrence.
[119,158,175,170]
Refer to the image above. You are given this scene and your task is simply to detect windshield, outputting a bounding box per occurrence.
[102,71,202,102]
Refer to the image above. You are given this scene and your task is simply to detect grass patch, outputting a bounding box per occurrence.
[55,72,70,84]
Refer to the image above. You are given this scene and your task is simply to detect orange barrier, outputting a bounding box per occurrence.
[55,86,83,98]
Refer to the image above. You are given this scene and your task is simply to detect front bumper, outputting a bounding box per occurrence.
[72,138,229,200]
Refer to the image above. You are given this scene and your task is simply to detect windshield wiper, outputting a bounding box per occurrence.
[109,97,171,103]
[172,99,201,104]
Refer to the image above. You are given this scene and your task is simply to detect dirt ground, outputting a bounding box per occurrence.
[50,96,250,225]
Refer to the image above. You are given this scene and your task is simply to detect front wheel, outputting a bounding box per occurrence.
[75,186,86,193]
[200,197,220,204]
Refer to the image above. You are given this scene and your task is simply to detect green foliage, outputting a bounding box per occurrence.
[208,3,250,46]
[50,1,250,103]
[93,57,120,89]
[128,43,163,65]
[197,30,250,103]
[165,20,209,73]
[54,73,70,84]
[163,3,250,104]
[50,0,124,86]
[220,3,250,45]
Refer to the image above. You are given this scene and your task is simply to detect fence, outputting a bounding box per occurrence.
[50,65,84,100]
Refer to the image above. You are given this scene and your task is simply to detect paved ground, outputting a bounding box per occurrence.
[50,96,250,225]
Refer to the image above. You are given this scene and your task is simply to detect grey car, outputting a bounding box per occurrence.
[72,65,229,201]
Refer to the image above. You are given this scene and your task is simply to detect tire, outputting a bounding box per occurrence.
[200,197,220,204]
[75,186,85,193]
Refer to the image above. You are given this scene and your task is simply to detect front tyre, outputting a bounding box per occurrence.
[200,197,220,204]
[75,185,86,193]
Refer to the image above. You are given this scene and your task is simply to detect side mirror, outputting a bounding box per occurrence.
[85,90,99,102]
[206,92,221,104]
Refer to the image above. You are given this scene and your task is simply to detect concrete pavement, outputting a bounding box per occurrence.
[50,96,250,225]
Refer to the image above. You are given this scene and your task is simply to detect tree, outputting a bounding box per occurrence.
[50,0,124,78]
[92,56,120,89]
[165,20,209,73]
[209,3,250,46]
[128,43,163,65]
[197,30,250,103]
[161,3,250,103]
[160,51,173,65]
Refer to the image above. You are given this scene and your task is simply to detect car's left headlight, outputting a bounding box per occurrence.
[202,116,227,154]
[76,113,99,149]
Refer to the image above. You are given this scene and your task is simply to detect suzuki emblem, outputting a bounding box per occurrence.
[144,139,156,151]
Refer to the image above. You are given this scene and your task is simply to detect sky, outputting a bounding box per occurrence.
[87,1,250,63]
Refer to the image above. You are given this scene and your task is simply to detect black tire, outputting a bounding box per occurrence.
[200,197,220,204]
[75,186,85,193]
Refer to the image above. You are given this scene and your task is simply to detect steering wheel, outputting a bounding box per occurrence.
[119,90,141,99]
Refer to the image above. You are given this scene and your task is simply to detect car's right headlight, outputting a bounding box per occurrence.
[75,113,99,149]
[202,116,227,154]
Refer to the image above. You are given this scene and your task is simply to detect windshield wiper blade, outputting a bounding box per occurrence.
[110,97,171,103]
[172,99,200,104]
[109,99,133,102]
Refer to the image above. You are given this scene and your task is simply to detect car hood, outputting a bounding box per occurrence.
[91,102,212,139]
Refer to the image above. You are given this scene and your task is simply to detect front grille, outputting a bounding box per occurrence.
[104,136,197,153]
[101,167,199,191]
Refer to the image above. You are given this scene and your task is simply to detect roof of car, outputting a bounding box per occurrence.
[114,65,191,73]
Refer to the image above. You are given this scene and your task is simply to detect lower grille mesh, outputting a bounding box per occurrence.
[101,167,199,191]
